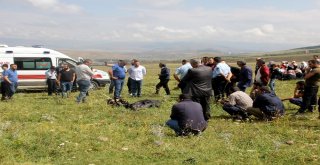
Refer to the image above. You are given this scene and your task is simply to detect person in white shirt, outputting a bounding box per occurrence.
[128,59,146,97]
[211,57,232,101]
[45,66,58,96]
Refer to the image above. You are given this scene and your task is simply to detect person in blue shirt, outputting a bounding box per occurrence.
[3,64,18,99]
[108,60,127,100]
[173,59,192,92]
[1,64,9,100]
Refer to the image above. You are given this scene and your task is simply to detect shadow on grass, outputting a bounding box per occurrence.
[210,115,231,120]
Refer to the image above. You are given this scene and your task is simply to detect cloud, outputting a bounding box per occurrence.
[136,0,184,7]
[26,0,82,14]
[261,24,274,33]
[245,28,265,36]
[2,1,320,50]
[201,26,217,34]
[128,23,148,32]
[245,24,275,36]
[154,26,189,33]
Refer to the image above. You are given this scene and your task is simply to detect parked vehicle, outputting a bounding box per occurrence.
[0,45,110,89]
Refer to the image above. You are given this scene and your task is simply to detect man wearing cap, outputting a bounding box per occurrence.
[247,86,285,120]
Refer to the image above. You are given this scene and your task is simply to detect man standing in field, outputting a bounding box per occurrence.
[75,59,94,104]
[1,64,9,100]
[181,59,212,121]
[108,60,127,100]
[45,66,58,96]
[155,63,171,95]
[128,59,146,97]
[296,60,320,115]
[58,63,75,98]
[237,61,252,92]
[173,59,192,92]
[211,57,232,101]
[3,64,18,99]
[255,59,270,86]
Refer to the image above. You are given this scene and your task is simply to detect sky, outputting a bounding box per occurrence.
[1,0,320,52]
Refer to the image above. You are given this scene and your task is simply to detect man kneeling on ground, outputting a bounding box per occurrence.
[166,94,207,136]
[221,87,253,120]
[247,86,285,120]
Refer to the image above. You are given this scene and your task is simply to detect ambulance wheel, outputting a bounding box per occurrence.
[90,80,99,90]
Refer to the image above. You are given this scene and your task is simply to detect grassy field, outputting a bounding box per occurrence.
[0,63,319,165]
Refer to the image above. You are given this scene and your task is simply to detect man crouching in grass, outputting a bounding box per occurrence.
[247,86,285,121]
[166,94,207,136]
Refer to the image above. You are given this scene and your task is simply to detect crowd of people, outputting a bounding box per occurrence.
[0,59,94,104]
[165,57,320,136]
[103,56,320,136]
[1,56,320,136]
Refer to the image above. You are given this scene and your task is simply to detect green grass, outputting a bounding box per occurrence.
[0,63,320,165]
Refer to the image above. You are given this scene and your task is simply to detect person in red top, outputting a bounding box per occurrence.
[255,59,270,86]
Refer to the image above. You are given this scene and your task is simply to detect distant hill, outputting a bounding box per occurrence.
[58,43,320,63]
[291,45,320,50]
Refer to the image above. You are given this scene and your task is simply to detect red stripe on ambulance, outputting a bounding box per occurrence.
[18,75,46,79]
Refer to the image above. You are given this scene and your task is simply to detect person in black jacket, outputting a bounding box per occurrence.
[166,94,207,136]
[237,61,253,92]
[155,63,170,95]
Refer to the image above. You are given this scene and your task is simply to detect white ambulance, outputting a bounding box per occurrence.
[0,45,110,89]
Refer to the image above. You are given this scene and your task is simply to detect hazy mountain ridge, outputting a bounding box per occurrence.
[59,43,320,63]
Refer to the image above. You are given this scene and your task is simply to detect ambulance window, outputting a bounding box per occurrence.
[14,57,52,70]
[58,59,77,68]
